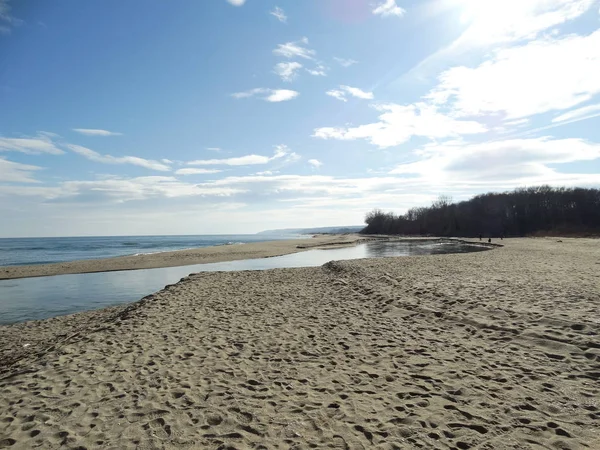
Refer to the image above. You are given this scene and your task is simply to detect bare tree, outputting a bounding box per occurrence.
[360,186,600,237]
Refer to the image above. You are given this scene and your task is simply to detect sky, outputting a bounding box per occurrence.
[1,0,600,237]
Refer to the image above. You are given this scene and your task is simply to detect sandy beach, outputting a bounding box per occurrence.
[0,234,370,280]
[1,238,599,449]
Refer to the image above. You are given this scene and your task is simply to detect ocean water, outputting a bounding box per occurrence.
[0,234,300,267]
[0,240,490,324]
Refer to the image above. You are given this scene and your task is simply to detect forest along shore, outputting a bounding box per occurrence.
[0,238,599,449]
[0,234,374,280]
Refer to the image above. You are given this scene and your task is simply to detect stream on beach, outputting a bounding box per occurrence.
[0,240,489,325]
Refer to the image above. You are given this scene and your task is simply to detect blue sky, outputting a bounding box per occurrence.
[1,0,600,237]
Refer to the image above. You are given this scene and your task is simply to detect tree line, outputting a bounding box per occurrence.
[361,186,600,237]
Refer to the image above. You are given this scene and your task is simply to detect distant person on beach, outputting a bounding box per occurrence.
[488,238,491,243]
[479,234,482,241]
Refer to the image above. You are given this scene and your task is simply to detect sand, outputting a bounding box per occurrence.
[1,238,599,449]
[0,234,370,280]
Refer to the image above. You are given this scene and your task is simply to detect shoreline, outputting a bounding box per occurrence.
[0,235,502,281]
[0,234,374,281]
[0,235,498,281]
[1,238,598,448]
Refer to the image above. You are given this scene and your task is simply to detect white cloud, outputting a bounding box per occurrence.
[72,128,122,136]
[408,0,596,79]
[206,147,222,152]
[188,145,294,166]
[493,118,531,134]
[506,113,600,139]
[372,0,406,18]
[226,0,246,6]
[273,144,291,158]
[0,177,387,230]
[189,155,272,166]
[0,134,64,155]
[37,131,60,139]
[4,146,599,235]
[282,193,436,212]
[72,177,244,201]
[273,37,315,60]
[0,176,245,202]
[265,89,299,102]
[231,88,299,102]
[427,29,600,119]
[195,174,416,197]
[326,89,347,102]
[66,144,171,171]
[314,103,487,148]
[389,136,600,186]
[175,168,222,176]
[334,57,358,67]
[0,185,64,199]
[306,64,327,76]
[455,0,595,48]
[342,85,374,100]
[270,6,287,23]
[552,103,600,123]
[274,62,302,82]
[6,165,599,207]
[0,0,22,34]
[504,118,530,127]
[326,85,374,102]
[0,199,264,237]
[0,0,9,19]
[6,0,600,236]
[0,158,42,183]
[266,144,301,168]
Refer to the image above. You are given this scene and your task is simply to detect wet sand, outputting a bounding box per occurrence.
[0,234,370,280]
[1,237,599,449]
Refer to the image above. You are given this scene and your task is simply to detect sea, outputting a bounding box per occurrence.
[0,234,301,267]
[0,239,490,324]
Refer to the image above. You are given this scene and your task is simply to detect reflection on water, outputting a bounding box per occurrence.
[0,240,488,325]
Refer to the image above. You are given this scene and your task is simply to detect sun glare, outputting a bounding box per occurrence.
[458,0,521,25]
[448,0,542,45]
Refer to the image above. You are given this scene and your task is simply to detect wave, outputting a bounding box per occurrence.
[130,242,245,256]
[0,246,51,252]
[1,236,260,266]
[131,246,201,257]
